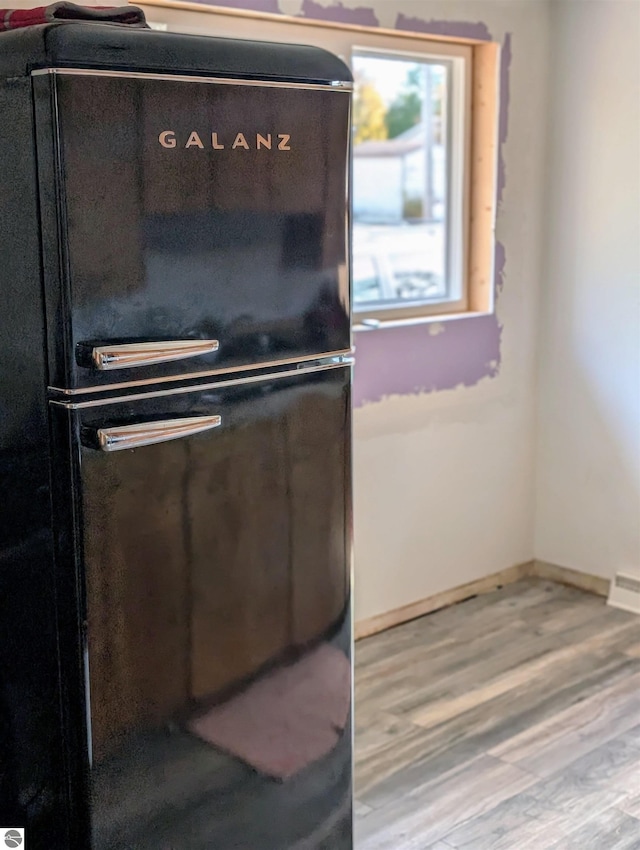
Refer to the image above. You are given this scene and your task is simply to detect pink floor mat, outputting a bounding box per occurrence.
[187,644,351,780]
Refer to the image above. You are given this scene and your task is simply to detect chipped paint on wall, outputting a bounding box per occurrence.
[353,314,502,404]
[189,0,511,405]
[300,0,379,26]
[394,14,491,42]
[353,236,507,405]
[191,0,281,13]
[497,33,511,204]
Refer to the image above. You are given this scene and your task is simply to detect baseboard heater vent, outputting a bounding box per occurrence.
[608,572,640,615]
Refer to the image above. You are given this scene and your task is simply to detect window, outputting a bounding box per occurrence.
[351,48,471,321]
[149,7,497,325]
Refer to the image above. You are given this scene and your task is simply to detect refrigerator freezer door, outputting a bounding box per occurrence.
[34,70,351,393]
[50,364,353,849]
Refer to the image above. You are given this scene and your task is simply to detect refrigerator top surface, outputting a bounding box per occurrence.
[0,22,353,84]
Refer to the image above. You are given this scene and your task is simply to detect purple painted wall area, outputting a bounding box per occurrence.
[189,0,511,405]
[354,243,506,405]
[353,314,501,403]
[191,0,280,12]
[301,0,379,27]
[394,14,491,42]
[497,33,511,204]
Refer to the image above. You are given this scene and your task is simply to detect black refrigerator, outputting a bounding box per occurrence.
[0,22,353,850]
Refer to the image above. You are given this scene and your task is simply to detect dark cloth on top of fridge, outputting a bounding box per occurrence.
[0,2,147,31]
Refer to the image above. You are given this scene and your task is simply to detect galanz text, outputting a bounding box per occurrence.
[158,131,292,150]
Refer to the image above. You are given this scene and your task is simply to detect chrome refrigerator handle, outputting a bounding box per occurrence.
[84,340,220,371]
[93,415,222,452]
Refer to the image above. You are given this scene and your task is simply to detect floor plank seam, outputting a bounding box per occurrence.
[491,754,541,781]
[612,806,640,823]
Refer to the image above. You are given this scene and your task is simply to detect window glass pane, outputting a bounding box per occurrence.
[352,53,449,310]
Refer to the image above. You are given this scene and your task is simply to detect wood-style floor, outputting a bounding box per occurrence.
[354,578,640,849]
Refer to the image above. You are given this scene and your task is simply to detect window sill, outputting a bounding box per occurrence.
[353,309,492,332]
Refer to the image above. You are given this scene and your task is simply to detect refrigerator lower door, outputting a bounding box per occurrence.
[50,363,353,850]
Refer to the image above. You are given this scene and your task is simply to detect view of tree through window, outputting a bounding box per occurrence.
[352,53,449,313]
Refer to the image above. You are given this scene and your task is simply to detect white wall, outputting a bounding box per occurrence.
[535,0,640,581]
[350,0,548,621]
